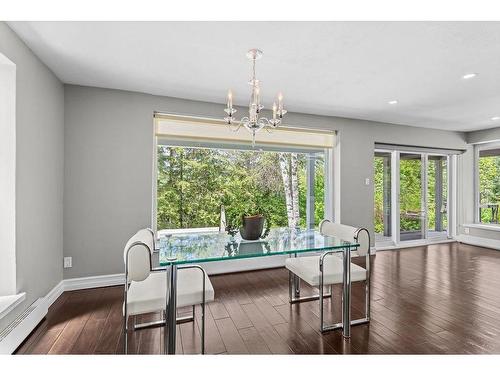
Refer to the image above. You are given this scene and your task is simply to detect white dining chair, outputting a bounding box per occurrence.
[123,228,214,354]
[285,220,371,332]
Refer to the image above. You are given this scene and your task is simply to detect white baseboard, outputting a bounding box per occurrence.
[375,239,456,251]
[44,281,64,308]
[456,234,500,251]
[63,273,124,291]
[60,256,290,291]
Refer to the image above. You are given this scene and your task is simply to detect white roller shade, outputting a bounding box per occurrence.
[375,143,465,155]
[154,113,335,151]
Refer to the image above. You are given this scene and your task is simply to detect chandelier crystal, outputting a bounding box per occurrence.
[224,49,287,146]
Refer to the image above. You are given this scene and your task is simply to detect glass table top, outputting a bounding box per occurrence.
[158,227,359,266]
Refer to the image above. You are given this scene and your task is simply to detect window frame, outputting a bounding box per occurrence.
[0,53,17,297]
[152,134,334,235]
[473,141,500,225]
[374,147,454,247]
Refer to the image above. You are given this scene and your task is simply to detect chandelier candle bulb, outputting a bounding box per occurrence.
[227,90,233,110]
[273,102,277,120]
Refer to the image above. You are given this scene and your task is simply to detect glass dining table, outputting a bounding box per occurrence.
[158,227,359,354]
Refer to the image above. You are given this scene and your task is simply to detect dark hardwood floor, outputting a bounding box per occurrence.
[15,242,500,354]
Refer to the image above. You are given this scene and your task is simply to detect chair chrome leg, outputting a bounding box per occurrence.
[201,300,206,354]
[179,264,207,354]
[201,269,206,354]
[134,314,195,330]
[124,315,128,354]
[288,249,371,335]
[293,275,300,298]
[365,254,371,321]
[288,269,332,304]
[365,279,369,320]
[123,282,128,355]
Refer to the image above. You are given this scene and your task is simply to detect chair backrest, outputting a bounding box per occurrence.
[135,228,155,255]
[123,229,154,283]
[319,219,370,257]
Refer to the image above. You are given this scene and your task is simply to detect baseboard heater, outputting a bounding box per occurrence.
[0,298,48,354]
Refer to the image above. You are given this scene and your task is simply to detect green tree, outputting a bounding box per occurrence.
[479,155,500,223]
[156,146,325,231]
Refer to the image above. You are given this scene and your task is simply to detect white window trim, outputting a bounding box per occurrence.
[0,53,17,297]
[462,223,500,232]
[473,141,500,226]
[151,118,334,235]
[374,148,455,248]
[0,293,25,321]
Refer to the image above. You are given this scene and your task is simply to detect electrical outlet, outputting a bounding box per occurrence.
[64,257,72,268]
[365,178,370,186]
[464,227,470,235]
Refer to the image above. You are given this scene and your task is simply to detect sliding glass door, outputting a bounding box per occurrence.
[427,155,448,239]
[374,149,451,247]
[399,153,425,241]
[374,151,392,244]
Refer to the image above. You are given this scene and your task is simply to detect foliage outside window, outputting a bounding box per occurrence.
[399,155,423,232]
[156,145,325,231]
[478,148,500,224]
[373,153,391,236]
[374,151,448,239]
[427,156,448,233]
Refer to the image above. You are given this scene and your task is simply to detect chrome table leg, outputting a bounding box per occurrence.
[319,259,324,332]
[292,253,300,298]
[164,260,178,354]
[342,244,351,338]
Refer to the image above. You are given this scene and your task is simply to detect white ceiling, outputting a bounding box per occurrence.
[8,21,500,132]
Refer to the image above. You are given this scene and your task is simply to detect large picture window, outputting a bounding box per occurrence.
[153,115,334,235]
[476,145,500,224]
[156,145,326,233]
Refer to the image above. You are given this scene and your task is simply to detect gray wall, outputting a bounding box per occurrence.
[63,84,467,278]
[0,23,64,330]
[466,127,500,144]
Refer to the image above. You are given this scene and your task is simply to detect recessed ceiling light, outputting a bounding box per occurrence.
[388,100,398,105]
[491,116,500,121]
[462,73,477,80]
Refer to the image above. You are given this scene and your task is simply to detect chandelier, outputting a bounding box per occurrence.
[224,49,287,146]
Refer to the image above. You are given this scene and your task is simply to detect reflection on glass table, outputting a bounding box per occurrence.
[159,227,357,266]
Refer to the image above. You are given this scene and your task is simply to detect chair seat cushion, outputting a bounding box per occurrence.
[125,268,215,316]
[285,255,366,287]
